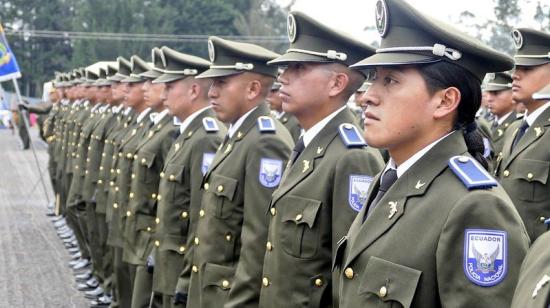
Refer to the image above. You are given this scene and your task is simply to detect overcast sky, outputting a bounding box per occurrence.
[276,0,543,43]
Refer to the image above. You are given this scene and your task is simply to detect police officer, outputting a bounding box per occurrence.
[148,46,226,307]
[335,0,530,307]
[483,72,522,168]
[183,36,293,308]
[258,11,384,307]
[495,28,550,242]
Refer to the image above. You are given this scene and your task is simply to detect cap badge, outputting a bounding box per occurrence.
[208,39,215,62]
[375,0,389,37]
[512,30,523,50]
[287,14,297,43]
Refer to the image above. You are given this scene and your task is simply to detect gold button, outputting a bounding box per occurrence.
[152,193,157,199]
[314,278,323,287]
[204,183,209,190]
[270,208,276,216]
[194,237,199,245]
[503,170,510,177]
[113,203,118,209]
[199,209,205,217]
[217,185,224,192]
[157,194,162,201]
[179,246,186,253]
[126,153,132,159]
[129,192,134,199]
[160,172,165,178]
[110,181,114,187]
[181,211,188,219]
[155,217,160,224]
[98,180,103,184]
[116,169,120,174]
[126,211,131,217]
[262,277,270,287]
[86,158,90,162]
[110,168,115,174]
[141,158,146,164]
[192,265,198,273]
[222,280,230,289]
[155,240,160,247]
[115,186,119,192]
[379,286,387,298]
[102,153,106,157]
[85,170,88,174]
[344,268,354,279]
[146,227,152,232]
[225,234,232,242]
[169,175,175,181]
[99,166,103,171]
[131,173,135,179]
[295,214,303,221]
[527,173,534,180]
[266,242,272,251]
[134,154,138,159]
[540,217,546,222]
[118,152,123,158]
[88,146,91,151]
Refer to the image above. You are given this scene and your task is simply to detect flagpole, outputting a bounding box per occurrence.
[11,78,51,204]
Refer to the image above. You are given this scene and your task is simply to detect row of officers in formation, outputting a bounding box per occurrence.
[26,0,550,307]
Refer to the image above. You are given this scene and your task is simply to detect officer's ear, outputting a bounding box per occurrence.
[433,86,461,120]
[246,79,262,101]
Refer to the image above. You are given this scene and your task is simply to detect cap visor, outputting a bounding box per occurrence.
[514,57,550,67]
[351,52,440,70]
[482,85,511,92]
[196,68,242,79]
[120,76,145,83]
[139,70,163,79]
[152,73,187,84]
[267,51,332,66]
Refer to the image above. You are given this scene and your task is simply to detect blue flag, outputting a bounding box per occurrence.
[0,24,21,82]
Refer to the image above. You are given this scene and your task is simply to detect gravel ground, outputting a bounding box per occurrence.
[0,128,88,307]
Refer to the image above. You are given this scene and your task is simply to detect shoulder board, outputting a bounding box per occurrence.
[258,116,276,132]
[448,155,498,190]
[338,123,366,148]
[202,117,219,132]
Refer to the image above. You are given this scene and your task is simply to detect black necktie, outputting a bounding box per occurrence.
[289,137,305,165]
[222,133,230,147]
[365,168,398,220]
[491,120,498,133]
[511,121,529,150]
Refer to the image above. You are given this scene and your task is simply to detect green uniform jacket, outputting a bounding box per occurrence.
[496,107,550,242]
[336,131,529,308]
[107,116,151,248]
[154,108,226,295]
[187,104,293,308]
[511,230,550,308]
[122,114,175,265]
[259,108,384,308]
[278,112,302,143]
[492,112,522,163]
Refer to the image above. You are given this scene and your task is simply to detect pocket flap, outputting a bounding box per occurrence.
[135,213,155,231]
[510,159,549,184]
[138,150,156,168]
[164,163,185,183]
[159,234,187,254]
[279,195,322,228]
[209,174,238,201]
[201,263,236,290]
[358,256,421,308]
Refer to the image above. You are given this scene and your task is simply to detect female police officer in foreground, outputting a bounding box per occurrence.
[334,0,530,307]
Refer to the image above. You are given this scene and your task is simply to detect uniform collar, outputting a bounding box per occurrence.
[136,107,151,123]
[525,101,550,126]
[386,131,455,178]
[227,106,258,138]
[179,106,212,133]
[152,109,170,125]
[496,111,513,125]
[303,105,346,148]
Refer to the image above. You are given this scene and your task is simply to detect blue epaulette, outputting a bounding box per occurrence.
[258,116,276,133]
[545,218,550,226]
[448,155,498,190]
[338,123,366,148]
[202,117,219,132]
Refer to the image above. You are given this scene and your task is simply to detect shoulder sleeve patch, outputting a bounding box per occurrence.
[338,123,366,148]
[202,117,219,132]
[448,155,498,189]
[258,116,276,133]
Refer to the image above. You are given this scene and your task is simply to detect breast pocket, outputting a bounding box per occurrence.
[163,163,185,202]
[357,256,421,308]
[510,159,550,202]
[278,195,322,259]
[138,150,157,184]
[209,174,238,219]
[200,263,235,308]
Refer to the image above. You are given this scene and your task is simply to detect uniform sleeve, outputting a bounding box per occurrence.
[175,132,224,294]
[437,189,530,308]
[225,135,292,308]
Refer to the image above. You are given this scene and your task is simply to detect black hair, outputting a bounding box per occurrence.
[417,61,488,169]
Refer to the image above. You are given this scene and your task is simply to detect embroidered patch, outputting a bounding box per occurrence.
[259,158,283,188]
[348,175,373,212]
[464,229,507,287]
[201,153,215,175]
